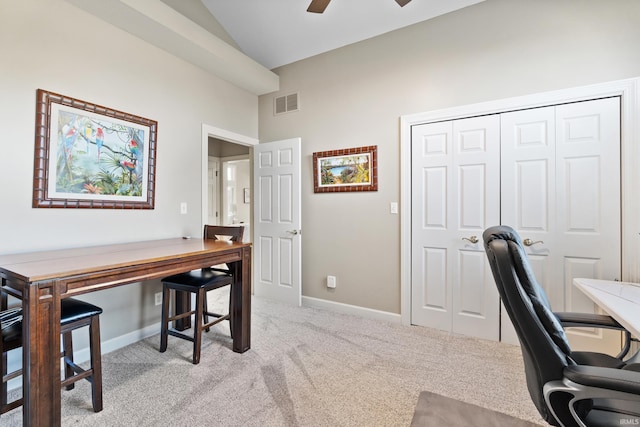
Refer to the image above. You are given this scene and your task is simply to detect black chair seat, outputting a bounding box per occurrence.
[2,300,103,342]
[61,299,103,325]
[162,268,232,290]
[571,351,626,369]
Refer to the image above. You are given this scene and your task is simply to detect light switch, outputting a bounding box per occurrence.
[180,202,188,214]
[390,202,398,214]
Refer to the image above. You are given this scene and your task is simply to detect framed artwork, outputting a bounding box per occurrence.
[33,89,158,209]
[313,145,378,193]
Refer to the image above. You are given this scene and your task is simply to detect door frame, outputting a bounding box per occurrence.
[400,77,640,326]
[201,124,258,233]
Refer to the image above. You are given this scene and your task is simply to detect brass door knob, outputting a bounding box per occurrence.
[523,238,544,247]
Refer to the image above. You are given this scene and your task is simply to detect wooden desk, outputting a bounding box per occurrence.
[573,278,640,338]
[0,238,251,427]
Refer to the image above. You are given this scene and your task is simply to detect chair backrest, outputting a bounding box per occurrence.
[203,225,244,242]
[482,225,576,424]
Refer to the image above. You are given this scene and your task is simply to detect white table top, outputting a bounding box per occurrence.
[573,278,640,339]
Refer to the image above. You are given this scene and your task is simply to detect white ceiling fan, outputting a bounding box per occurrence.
[307,0,412,14]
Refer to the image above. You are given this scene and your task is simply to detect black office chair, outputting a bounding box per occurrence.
[1,295,103,415]
[483,225,640,427]
[159,225,244,364]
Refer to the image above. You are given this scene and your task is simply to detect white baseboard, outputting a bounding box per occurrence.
[302,296,401,324]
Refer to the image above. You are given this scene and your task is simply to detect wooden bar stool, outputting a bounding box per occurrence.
[159,225,243,364]
[1,297,103,415]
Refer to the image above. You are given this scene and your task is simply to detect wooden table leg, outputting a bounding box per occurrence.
[231,246,251,353]
[174,290,191,331]
[24,281,62,426]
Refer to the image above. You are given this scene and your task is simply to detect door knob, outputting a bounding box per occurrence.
[287,229,301,235]
[523,238,544,247]
[461,236,479,244]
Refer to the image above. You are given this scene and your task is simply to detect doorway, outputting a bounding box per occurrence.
[201,124,257,243]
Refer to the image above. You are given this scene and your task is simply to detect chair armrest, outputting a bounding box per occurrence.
[555,312,624,330]
[556,312,632,359]
[564,365,640,395]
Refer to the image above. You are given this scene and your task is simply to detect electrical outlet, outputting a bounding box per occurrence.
[154,292,162,306]
[327,275,336,289]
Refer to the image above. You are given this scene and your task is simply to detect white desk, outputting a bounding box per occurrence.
[573,278,640,338]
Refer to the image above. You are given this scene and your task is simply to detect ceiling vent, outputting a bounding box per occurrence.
[274,92,299,115]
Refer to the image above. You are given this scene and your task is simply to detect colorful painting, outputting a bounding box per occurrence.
[313,146,378,193]
[33,89,157,209]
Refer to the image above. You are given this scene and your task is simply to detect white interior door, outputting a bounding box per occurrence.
[253,138,302,305]
[500,106,557,344]
[411,116,501,340]
[411,97,621,347]
[500,98,621,348]
[555,98,621,352]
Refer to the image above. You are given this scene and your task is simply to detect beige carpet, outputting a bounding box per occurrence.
[3,293,545,426]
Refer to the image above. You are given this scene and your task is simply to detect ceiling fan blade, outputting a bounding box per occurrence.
[395,0,412,6]
[307,0,331,13]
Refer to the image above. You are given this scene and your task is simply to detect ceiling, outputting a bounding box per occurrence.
[201,0,485,70]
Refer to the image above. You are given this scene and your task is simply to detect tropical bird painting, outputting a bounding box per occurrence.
[54,110,146,198]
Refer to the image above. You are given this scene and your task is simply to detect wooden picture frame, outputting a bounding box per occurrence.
[313,145,378,193]
[33,89,158,209]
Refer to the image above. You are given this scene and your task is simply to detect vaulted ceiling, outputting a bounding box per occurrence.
[64,0,484,95]
[201,0,485,70]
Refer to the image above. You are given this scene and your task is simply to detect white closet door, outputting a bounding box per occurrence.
[500,106,557,344]
[556,98,621,351]
[501,98,621,349]
[411,97,620,346]
[411,116,501,340]
[411,121,453,332]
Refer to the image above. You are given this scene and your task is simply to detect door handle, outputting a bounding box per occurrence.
[287,229,301,235]
[461,236,479,244]
[523,238,544,247]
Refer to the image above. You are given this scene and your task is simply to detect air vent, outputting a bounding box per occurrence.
[274,92,299,115]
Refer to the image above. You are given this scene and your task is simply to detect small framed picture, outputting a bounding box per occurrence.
[313,145,377,193]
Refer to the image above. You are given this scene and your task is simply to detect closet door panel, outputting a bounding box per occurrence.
[451,116,500,341]
[411,116,501,341]
[556,98,621,311]
[411,121,454,331]
[501,106,558,304]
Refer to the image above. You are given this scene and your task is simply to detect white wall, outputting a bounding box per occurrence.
[258,0,640,314]
[0,0,258,346]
